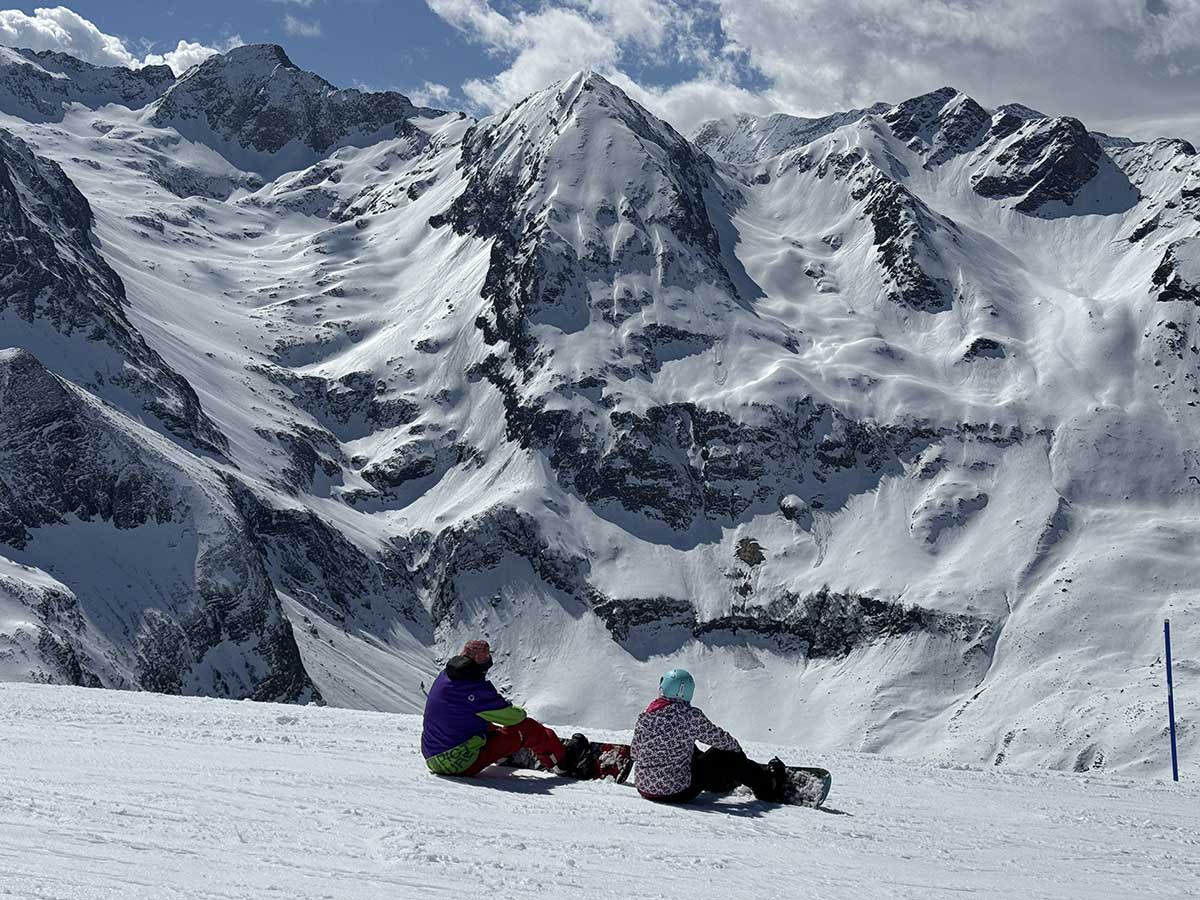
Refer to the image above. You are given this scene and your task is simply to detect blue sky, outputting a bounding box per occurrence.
[4,2,1200,142]
[17,1,760,126]
[52,1,505,98]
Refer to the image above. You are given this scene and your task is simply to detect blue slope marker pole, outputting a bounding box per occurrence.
[1165,619,1179,782]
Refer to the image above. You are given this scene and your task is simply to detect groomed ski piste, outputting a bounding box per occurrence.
[2,684,1195,900]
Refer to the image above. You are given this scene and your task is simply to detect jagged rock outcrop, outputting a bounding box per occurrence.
[1152,241,1200,305]
[884,87,990,167]
[592,583,993,659]
[971,116,1105,213]
[853,169,955,312]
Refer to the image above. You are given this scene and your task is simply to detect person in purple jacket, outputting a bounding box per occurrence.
[421,639,585,777]
[631,668,787,803]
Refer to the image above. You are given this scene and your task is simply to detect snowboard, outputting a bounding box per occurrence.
[497,742,634,783]
[779,765,832,808]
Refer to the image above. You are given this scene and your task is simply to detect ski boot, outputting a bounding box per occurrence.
[754,756,789,802]
[554,733,594,778]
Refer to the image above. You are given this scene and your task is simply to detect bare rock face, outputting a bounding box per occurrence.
[884,87,991,167]
[971,116,1104,213]
[0,348,173,548]
[854,172,955,312]
[1152,241,1200,305]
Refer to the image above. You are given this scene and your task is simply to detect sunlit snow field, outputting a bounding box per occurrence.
[2,684,1195,899]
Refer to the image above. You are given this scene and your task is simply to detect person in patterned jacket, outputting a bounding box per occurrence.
[421,639,587,777]
[631,668,787,803]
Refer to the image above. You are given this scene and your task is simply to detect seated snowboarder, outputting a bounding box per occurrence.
[631,668,787,803]
[421,639,587,777]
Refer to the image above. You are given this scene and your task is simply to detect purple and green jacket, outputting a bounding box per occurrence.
[420,656,526,774]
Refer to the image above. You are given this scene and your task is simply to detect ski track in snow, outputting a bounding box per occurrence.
[1,684,1197,900]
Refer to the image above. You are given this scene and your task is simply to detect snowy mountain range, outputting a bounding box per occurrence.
[0,43,1194,778]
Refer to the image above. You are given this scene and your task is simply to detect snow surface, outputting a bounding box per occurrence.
[2,683,1197,900]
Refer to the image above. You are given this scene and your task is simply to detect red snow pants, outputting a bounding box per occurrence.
[459,718,566,776]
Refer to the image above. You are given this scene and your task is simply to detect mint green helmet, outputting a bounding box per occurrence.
[659,668,695,703]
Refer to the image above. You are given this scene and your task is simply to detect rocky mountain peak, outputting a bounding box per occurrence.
[0,45,175,121]
[431,69,736,377]
[436,67,720,261]
[170,43,305,91]
[219,42,297,71]
[564,68,617,94]
[517,69,687,150]
[996,102,1047,121]
[884,86,990,166]
[972,114,1112,214]
[147,43,440,178]
[885,85,963,123]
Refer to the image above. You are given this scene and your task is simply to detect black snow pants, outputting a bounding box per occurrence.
[649,747,776,804]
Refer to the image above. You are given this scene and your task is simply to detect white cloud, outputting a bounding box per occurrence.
[282,14,323,38]
[142,37,242,74]
[612,73,772,135]
[712,0,1200,141]
[427,0,516,47]
[582,0,677,46]
[456,6,620,112]
[409,80,452,107]
[0,5,237,75]
[426,0,732,132]
[0,5,140,67]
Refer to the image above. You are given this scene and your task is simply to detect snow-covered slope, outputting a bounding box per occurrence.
[0,45,1194,779]
[0,126,223,451]
[2,683,1197,900]
[692,103,890,166]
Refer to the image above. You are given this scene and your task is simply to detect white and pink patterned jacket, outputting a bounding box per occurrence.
[631,697,742,797]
